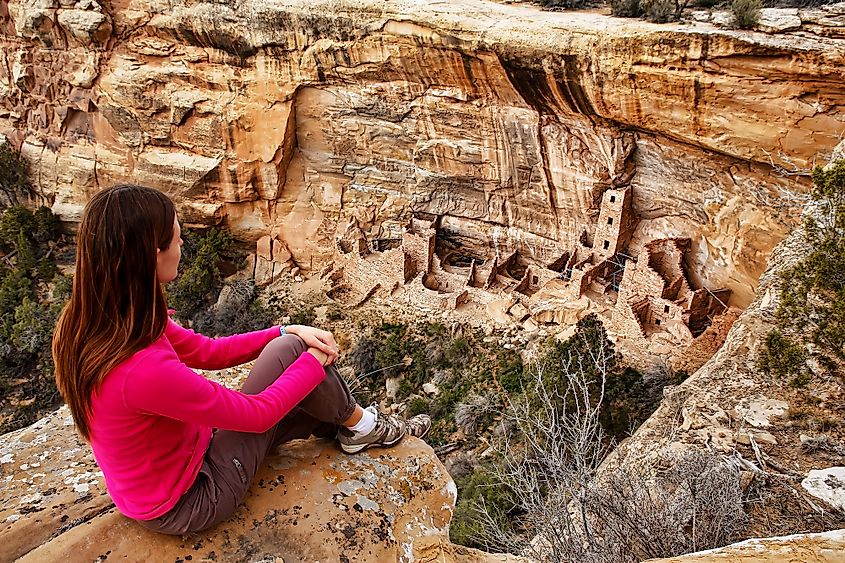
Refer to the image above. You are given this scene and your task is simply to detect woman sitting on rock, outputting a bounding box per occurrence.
[52,184,430,535]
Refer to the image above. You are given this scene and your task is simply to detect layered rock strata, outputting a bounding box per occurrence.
[2,0,844,310]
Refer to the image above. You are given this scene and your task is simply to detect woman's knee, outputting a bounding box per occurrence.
[244,335,310,395]
[265,333,307,361]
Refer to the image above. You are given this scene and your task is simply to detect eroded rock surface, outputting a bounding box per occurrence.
[646,529,845,562]
[2,0,844,309]
[0,404,489,563]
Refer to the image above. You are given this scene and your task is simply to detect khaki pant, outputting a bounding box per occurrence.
[137,334,357,534]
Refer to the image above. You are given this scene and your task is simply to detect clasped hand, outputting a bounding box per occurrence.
[285,324,339,366]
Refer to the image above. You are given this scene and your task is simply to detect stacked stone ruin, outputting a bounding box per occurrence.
[317,185,739,371]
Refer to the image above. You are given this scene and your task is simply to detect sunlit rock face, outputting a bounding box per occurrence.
[2,0,844,306]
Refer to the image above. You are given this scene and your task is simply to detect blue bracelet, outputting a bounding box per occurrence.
[279,325,287,336]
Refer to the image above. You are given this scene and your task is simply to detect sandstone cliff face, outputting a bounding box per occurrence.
[1,404,518,563]
[2,0,843,307]
[605,143,845,539]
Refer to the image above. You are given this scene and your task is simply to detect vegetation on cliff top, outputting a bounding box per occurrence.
[758,159,845,385]
[533,0,836,24]
[0,143,68,432]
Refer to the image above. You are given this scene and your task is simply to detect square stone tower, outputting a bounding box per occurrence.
[594,187,634,259]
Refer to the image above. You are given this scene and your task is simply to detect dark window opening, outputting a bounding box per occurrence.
[607,217,614,225]
[610,195,616,203]
[664,305,670,313]
[603,240,610,250]
[532,275,539,285]
[655,319,661,326]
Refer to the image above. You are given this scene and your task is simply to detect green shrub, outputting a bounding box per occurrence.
[759,160,845,381]
[645,0,676,21]
[731,0,762,28]
[374,322,408,378]
[0,205,65,433]
[51,272,73,302]
[0,268,35,335]
[450,467,517,549]
[496,350,525,393]
[288,305,316,327]
[10,297,49,354]
[0,205,35,251]
[33,205,60,244]
[611,0,643,16]
[536,314,671,440]
[423,322,447,337]
[0,142,33,207]
[166,228,232,320]
[540,314,617,395]
[396,378,413,401]
[326,306,344,321]
[407,395,430,417]
[444,337,472,368]
[757,331,806,380]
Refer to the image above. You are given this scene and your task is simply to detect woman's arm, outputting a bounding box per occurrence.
[123,346,326,433]
[165,318,282,370]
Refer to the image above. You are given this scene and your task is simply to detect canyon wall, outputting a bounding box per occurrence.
[2,0,844,306]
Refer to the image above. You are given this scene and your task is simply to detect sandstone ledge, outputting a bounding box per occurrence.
[647,529,845,562]
[1,405,509,563]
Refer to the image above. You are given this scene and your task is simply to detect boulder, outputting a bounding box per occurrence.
[56,9,111,45]
[757,8,803,33]
[802,467,845,512]
[0,405,494,563]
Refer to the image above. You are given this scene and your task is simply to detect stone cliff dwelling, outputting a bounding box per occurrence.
[318,185,739,371]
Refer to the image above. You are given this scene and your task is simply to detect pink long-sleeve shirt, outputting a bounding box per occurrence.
[89,319,326,520]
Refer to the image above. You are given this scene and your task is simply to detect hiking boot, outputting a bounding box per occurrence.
[405,413,432,440]
[338,407,407,454]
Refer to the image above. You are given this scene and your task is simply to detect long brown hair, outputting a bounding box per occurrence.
[53,184,176,440]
